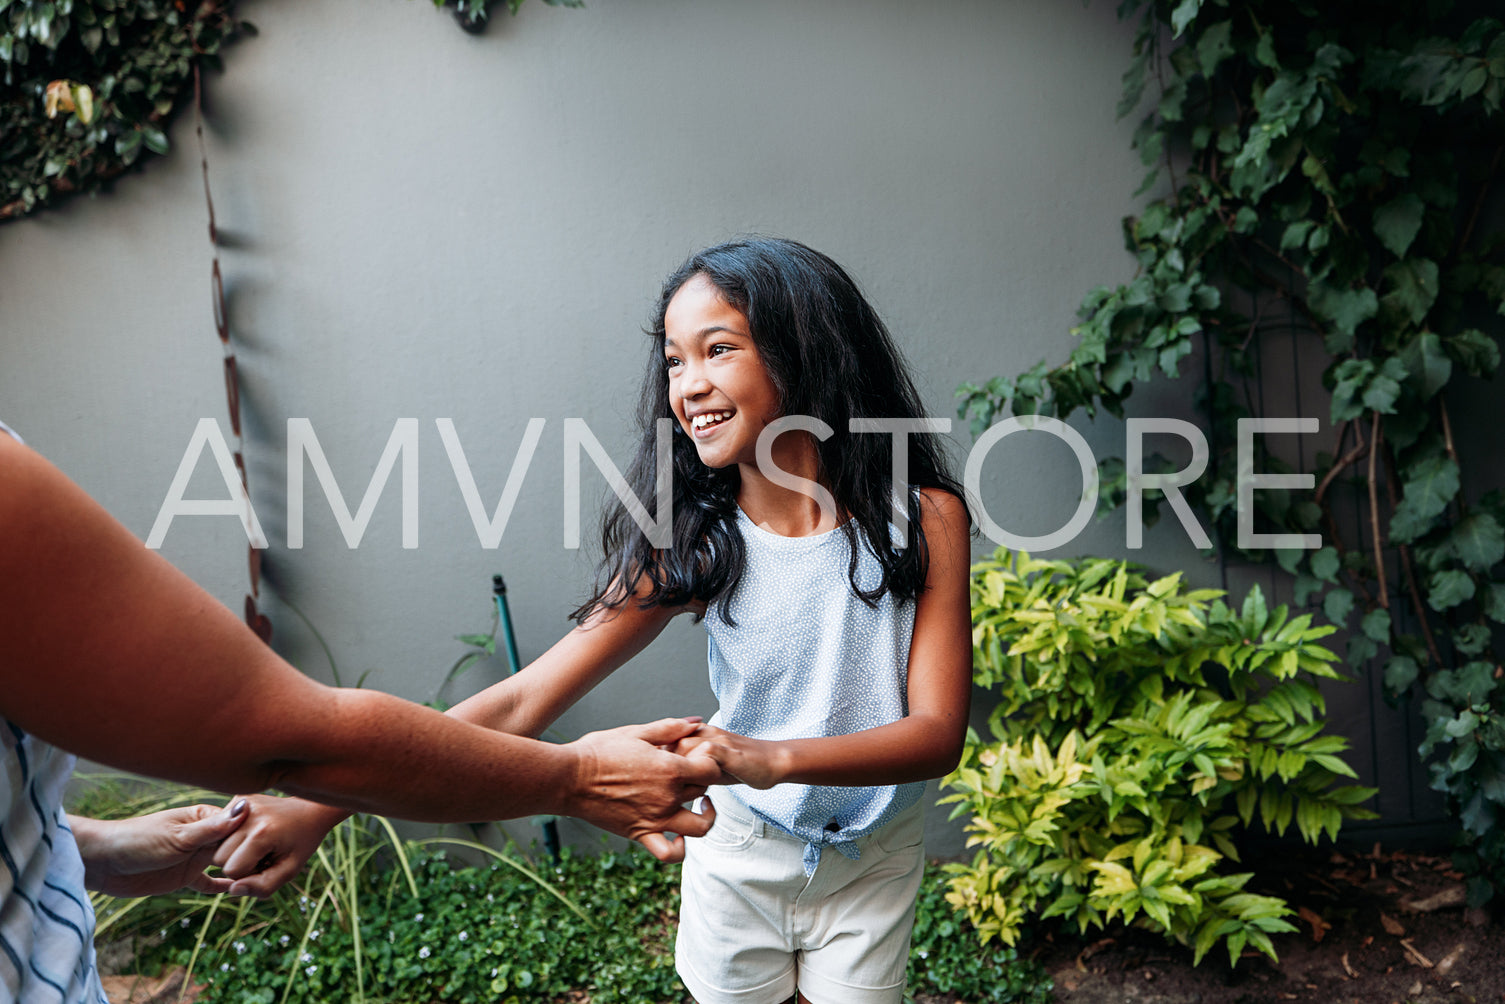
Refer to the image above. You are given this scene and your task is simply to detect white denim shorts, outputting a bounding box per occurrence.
[674,788,926,1004]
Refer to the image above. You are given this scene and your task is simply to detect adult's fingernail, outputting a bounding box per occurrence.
[227,797,248,818]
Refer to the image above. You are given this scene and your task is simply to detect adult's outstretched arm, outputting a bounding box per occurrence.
[0,435,717,841]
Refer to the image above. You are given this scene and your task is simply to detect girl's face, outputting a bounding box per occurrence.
[663,274,783,471]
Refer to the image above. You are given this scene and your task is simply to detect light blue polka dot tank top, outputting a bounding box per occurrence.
[704,506,925,874]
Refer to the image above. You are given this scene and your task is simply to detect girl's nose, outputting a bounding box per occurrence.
[679,362,712,398]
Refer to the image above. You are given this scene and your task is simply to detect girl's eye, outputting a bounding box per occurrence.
[709,344,732,357]
[665,356,681,371]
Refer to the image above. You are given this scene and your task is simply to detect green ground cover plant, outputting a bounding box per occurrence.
[941,549,1377,966]
[77,778,1050,1004]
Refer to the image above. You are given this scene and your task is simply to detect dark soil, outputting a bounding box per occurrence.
[1003,843,1505,1004]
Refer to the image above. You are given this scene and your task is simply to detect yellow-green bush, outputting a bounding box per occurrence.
[941,549,1377,966]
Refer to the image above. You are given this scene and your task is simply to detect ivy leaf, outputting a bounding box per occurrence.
[1197,20,1234,77]
[1330,358,1373,423]
[1427,568,1476,611]
[1280,220,1314,253]
[1309,283,1378,338]
[1447,329,1501,378]
[1486,583,1505,625]
[1362,357,1408,414]
[1347,633,1378,668]
[1425,661,1496,706]
[1449,513,1505,572]
[1398,331,1452,399]
[1323,588,1355,625]
[1361,608,1392,644]
[1171,0,1204,38]
[1310,546,1341,583]
[1383,655,1420,694]
[1454,623,1492,656]
[1389,454,1460,544]
[1382,258,1440,325]
[1373,194,1426,258]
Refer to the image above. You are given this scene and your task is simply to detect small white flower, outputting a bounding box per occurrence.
[419,946,431,959]
[300,952,313,964]
[180,918,190,928]
[220,963,230,972]
[305,965,318,976]
[280,935,291,946]
[309,929,321,940]
[486,894,494,902]
[490,968,499,978]
[458,931,468,941]
[414,913,424,922]
[234,941,246,954]
[919,949,929,959]
[159,930,167,938]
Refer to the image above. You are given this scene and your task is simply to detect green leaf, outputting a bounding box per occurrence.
[1309,283,1378,338]
[1450,513,1505,572]
[1390,455,1461,544]
[1373,194,1426,258]
[1197,21,1234,77]
[1361,357,1408,414]
[1170,0,1203,37]
[1427,569,1476,611]
[1447,329,1501,378]
[1382,258,1440,325]
[1322,588,1354,626]
[1485,583,1505,624]
[1310,547,1341,583]
[1383,655,1420,694]
[1361,608,1392,644]
[1399,331,1453,399]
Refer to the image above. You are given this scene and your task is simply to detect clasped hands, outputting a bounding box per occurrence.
[108,718,770,899]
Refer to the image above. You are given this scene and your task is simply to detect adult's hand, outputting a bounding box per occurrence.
[69,800,249,897]
[564,717,721,862]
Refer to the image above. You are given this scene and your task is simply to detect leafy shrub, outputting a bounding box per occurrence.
[955,0,1505,909]
[941,549,1377,965]
[908,862,1051,1004]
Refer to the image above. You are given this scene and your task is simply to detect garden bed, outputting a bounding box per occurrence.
[1029,841,1504,1004]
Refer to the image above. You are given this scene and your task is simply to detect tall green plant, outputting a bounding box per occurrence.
[957,0,1505,903]
[942,550,1375,965]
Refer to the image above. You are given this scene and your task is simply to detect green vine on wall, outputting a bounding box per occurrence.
[959,0,1505,903]
[0,0,249,221]
[437,0,581,35]
[0,0,583,221]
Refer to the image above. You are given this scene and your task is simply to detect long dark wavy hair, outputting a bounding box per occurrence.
[572,237,969,624]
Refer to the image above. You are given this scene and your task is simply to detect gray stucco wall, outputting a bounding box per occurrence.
[1,0,1205,855]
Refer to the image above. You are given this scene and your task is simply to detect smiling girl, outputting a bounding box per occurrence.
[218,237,974,1004]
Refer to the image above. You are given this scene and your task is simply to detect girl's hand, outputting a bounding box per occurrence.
[673,725,785,790]
[212,795,349,898]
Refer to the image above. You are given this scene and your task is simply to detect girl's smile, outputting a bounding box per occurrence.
[663,274,783,470]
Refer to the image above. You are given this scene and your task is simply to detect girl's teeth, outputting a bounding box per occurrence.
[693,412,731,430]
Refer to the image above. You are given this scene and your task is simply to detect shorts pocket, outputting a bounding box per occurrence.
[699,798,757,851]
[873,804,925,855]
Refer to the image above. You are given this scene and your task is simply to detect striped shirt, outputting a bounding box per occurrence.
[1,421,109,1002]
[1,722,109,1003]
